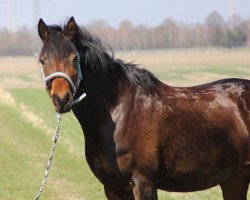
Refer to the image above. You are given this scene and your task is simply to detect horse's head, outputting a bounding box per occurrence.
[38,17,82,113]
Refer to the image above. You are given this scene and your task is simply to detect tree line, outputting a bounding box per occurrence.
[0,11,249,56]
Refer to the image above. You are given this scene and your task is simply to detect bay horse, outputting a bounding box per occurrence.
[38,17,250,200]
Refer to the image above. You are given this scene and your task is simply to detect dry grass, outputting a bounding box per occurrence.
[116,48,250,70]
[0,56,41,88]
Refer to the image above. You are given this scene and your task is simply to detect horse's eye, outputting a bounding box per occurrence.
[72,56,78,64]
[40,58,45,65]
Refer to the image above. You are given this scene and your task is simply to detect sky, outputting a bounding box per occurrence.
[0,0,250,31]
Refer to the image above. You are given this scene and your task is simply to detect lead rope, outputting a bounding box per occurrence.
[34,112,62,200]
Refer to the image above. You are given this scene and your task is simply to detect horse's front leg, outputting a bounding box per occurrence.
[104,185,135,200]
[130,174,158,200]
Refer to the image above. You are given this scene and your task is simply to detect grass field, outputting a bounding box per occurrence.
[0,48,250,199]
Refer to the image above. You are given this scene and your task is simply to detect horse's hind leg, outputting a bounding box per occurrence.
[220,166,250,200]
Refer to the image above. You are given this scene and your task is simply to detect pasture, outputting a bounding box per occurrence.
[0,48,250,200]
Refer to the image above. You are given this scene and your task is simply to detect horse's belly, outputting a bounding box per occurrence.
[158,157,239,192]
[159,133,243,192]
[158,174,222,192]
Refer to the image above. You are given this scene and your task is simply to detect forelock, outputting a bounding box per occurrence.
[40,26,77,60]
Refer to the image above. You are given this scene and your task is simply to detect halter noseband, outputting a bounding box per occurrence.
[41,53,86,105]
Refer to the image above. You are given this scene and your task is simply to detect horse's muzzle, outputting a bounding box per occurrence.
[52,92,72,113]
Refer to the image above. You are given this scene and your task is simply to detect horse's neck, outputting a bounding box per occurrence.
[72,82,123,137]
[74,77,138,137]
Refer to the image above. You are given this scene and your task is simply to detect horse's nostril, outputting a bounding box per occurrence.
[62,92,70,104]
[52,94,56,100]
[52,93,70,105]
[52,93,60,105]
[51,93,71,113]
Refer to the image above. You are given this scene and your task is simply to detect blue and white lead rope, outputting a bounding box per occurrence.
[35,112,62,200]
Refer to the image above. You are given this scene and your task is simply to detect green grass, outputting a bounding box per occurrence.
[0,91,105,200]
[9,89,85,156]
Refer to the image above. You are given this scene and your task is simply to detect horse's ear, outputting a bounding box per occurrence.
[38,19,49,41]
[64,17,78,39]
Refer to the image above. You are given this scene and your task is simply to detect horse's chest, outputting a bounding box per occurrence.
[85,144,124,187]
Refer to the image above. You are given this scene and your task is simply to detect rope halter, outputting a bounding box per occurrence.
[40,53,86,105]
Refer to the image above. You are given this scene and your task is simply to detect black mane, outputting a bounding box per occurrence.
[73,26,160,90]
